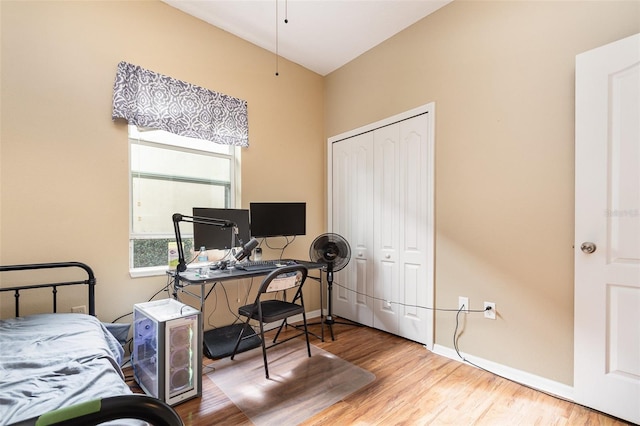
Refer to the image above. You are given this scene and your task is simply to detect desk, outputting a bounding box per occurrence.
[168,259,324,359]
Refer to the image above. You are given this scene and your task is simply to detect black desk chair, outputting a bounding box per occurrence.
[231,264,311,378]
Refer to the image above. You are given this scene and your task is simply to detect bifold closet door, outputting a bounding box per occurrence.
[331,131,374,327]
[329,104,434,347]
[373,114,431,344]
[396,114,432,345]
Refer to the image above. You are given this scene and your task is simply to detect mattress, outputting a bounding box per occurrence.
[0,313,134,425]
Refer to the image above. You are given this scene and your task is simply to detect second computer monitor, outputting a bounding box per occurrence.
[249,202,306,238]
[192,208,251,250]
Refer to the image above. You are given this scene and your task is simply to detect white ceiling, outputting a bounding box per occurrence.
[161,0,453,76]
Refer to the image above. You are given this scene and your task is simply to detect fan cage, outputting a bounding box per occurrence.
[309,233,351,272]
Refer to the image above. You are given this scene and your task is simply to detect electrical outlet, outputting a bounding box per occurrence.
[484,302,496,319]
[458,296,469,313]
[71,305,87,314]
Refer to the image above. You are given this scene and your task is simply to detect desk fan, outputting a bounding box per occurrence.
[309,233,357,340]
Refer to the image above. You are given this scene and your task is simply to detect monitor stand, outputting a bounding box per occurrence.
[203,323,261,359]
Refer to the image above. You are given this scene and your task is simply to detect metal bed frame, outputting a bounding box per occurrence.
[9,395,183,426]
[0,261,185,426]
[0,261,96,317]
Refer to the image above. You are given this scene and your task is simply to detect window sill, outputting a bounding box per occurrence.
[129,265,170,278]
[129,262,210,278]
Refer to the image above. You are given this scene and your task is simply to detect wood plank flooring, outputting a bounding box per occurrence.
[126,323,631,425]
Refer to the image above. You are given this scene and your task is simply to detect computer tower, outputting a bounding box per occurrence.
[132,299,202,406]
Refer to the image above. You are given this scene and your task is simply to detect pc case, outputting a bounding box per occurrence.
[132,299,202,406]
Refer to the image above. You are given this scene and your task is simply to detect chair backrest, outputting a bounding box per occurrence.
[258,264,308,295]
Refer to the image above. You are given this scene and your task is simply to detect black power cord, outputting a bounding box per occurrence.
[453,304,485,366]
[332,280,490,313]
[261,236,296,260]
[449,305,623,418]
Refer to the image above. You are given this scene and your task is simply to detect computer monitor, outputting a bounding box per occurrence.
[192,208,251,250]
[249,202,306,238]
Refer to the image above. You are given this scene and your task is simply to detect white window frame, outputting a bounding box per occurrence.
[128,125,241,277]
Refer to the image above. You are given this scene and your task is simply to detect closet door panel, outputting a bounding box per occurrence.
[331,133,374,326]
[397,114,433,345]
[331,140,352,319]
[350,136,374,326]
[373,125,400,334]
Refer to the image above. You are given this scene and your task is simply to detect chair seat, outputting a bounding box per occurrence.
[239,300,305,323]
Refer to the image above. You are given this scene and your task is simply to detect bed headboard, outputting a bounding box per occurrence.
[0,262,96,317]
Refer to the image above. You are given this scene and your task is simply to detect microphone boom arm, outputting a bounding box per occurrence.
[172,213,236,273]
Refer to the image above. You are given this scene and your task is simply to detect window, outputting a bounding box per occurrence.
[129,125,240,275]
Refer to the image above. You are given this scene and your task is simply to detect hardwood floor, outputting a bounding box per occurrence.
[127,323,631,425]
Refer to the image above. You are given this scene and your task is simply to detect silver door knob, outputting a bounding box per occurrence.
[581,242,597,254]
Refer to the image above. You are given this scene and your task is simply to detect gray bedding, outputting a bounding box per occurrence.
[0,313,134,425]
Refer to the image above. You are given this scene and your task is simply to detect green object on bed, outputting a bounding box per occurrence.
[35,399,102,426]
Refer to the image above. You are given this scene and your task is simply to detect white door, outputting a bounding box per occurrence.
[331,132,375,326]
[574,33,640,424]
[373,123,401,335]
[396,114,434,346]
[372,114,433,344]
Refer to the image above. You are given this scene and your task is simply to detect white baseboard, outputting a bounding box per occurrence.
[307,309,322,320]
[432,344,575,402]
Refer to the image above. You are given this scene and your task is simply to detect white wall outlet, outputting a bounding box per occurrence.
[458,296,469,313]
[484,302,496,319]
[71,305,87,314]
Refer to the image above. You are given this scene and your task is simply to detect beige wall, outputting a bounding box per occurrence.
[0,1,324,325]
[325,1,639,385]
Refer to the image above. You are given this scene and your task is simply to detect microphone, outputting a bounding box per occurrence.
[235,238,259,262]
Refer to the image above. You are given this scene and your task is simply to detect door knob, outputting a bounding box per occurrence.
[580,242,597,254]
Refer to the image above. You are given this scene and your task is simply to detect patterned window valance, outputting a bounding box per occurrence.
[112,61,249,147]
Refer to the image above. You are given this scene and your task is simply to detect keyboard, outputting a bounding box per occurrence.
[234,259,297,272]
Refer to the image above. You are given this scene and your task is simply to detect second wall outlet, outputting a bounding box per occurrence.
[484,302,496,319]
[458,296,469,313]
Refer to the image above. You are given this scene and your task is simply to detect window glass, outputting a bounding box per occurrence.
[129,125,238,273]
